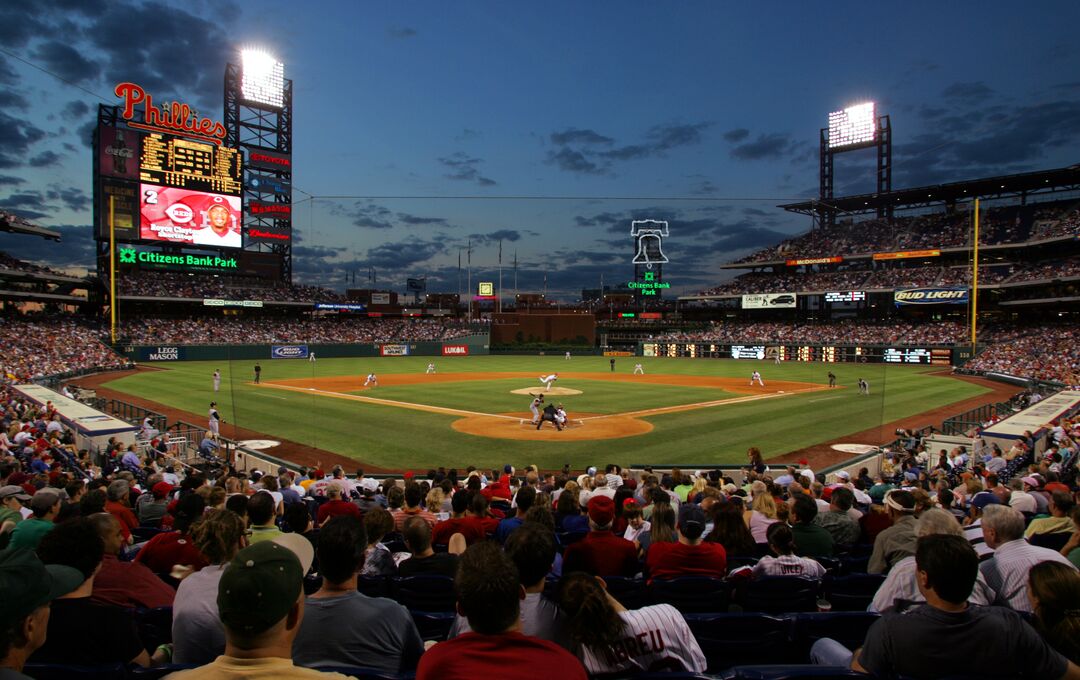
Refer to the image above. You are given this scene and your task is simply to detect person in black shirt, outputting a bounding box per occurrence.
[536,403,562,431]
[398,516,462,577]
[609,357,616,372]
[253,363,262,384]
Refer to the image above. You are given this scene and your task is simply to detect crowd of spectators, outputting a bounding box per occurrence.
[2,396,1079,679]
[655,319,970,345]
[0,317,131,383]
[116,272,349,303]
[119,316,476,345]
[0,252,83,280]
[966,324,1080,385]
[734,202,1077,264]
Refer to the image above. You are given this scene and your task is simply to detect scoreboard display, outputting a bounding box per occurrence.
[884,348,932,364]
[140,132,243,196]
[640,343,952,365]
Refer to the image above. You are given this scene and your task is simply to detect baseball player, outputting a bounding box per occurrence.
[828,372,837,388]
[253,364,261,384]
[565,351,571,360]
[858,378,869,395]
[426,362,436,374]
[363,373,378,388]
[528,394,544,424]
[309,352,316,362]
[212,369,221,392]
[208,402,222,439]
[539,373,559,391]
[555,404,567,427]
[633,363,645,375]
[750,371,765,387]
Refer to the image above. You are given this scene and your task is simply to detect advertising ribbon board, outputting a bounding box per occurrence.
[380,344,410,356]
[742,293,797,309]
[271,345,309,359]
[893,288,968,305]
[442,345,469,356]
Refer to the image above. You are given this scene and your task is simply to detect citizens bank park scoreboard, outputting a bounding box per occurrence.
[641,342,952,365]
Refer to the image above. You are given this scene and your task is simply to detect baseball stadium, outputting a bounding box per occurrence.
[2,5,1080,679]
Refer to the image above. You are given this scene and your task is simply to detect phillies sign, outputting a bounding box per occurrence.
[115,82,227,145]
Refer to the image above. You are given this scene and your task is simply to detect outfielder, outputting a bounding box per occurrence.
[858,378,869,395]
[364,373,379,388]
[539,373,559,391]
[528,393,544,424]
[309,352,316,362]
[751,371,765,387]
[426,363,436,374]
[212,369,221,392]
[633,363,645,375]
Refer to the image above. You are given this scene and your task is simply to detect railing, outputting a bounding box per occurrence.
[941,401,1016,436]
[87,397,167,434]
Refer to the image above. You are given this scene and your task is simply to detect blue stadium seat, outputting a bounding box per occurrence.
[736,577,820,614]
[720,664,868,679]
[358,574,392,599]
[684,613,791,671]
[21,663,128,680]
[410,610,456,641]
[822,573,885,611]
[315,667,415,680]
[726,555,759,571]
[135,606,174,651]
[392,575,457,612]
[1029,532,1071,551]
[649,576,729,613]
[789,612,880,660]
[129,664,200,679]
[602,575,650,610]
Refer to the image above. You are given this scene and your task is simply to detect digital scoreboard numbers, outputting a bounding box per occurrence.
[884,348,933,364]
[140,132,242,196]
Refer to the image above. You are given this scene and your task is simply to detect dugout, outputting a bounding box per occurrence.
[13,383,139,452]
[981,390,1080,455]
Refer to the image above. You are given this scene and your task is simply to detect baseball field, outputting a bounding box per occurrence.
[95,355,995,471]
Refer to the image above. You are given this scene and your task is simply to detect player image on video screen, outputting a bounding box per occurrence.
[140,184,242,248]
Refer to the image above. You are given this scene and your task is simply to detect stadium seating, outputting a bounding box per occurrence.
[735,576,821,614]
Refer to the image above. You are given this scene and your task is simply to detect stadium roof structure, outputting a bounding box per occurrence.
[0,210,61,241]
[780,165,1080,218]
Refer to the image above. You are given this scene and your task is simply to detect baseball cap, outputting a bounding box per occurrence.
[678,503,706,530]
[217,536,312,635]
[1021,476,1041,488]
[0,549,84,625]
[0,485,31,502]
[970,492,1001,510]
[30,489,61,514]
[503,464,514,474]
[835,471,850,481]
[586,466,597,476]
[587,495,615,526]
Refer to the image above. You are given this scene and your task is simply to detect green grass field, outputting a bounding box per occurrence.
[102,355,990,470]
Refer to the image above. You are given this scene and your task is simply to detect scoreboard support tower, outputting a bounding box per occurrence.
[818,109,892,229]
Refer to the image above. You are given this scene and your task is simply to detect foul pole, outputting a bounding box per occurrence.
[971,198,980,348]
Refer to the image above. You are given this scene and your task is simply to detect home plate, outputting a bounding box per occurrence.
[237,440,281,450]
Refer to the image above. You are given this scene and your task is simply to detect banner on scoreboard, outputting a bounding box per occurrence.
[874,249,941,261]
[380,344,410,356]
[893,287,968,305]
[442,344,469,356]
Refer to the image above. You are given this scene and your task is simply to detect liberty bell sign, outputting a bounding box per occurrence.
[631,219,669,269]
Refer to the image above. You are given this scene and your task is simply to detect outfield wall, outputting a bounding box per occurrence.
[121,334,490,362]
[639,341,972,366]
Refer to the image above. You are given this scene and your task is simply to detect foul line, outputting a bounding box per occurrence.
[255,382,519,420]
[581,385,833,420]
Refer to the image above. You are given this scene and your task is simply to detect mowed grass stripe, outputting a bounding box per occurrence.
[102,356,989,469]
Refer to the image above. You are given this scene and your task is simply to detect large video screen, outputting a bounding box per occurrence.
[140,184,242,248]
[140,132,242,196]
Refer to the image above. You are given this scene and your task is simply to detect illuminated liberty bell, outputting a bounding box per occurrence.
[631,219,670,269]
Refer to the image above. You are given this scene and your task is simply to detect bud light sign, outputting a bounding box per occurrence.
[271,344,309,359]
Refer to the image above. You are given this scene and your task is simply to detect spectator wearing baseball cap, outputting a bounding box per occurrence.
[7,489,61,551]
[645,503,727,582]
[561,496,639,578]
[165,534,350,680]
[137,481,173,527]
[0,485,30,540]
[0,550,83,678]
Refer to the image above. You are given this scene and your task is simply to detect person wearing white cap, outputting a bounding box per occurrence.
[0,485,31,536]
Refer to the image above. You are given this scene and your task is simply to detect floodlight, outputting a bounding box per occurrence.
[240,49,285,108]
[827,102,876,149]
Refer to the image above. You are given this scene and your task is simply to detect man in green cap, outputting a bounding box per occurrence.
[165,533,350,679]
[0,549,83,679]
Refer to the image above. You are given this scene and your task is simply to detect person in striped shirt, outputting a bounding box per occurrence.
[979,505,1077,612]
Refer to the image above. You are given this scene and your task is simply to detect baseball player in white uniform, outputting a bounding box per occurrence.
[751,371,765,387]
[555,404,567,427]
[309,352,316,362]
[212,370,221,392]
[364,373,378,388]
[565,351,571,360]
[528,394,544,424]
[633,363,645,375]
[426,363,436,374]
[208,402,222,438]
[539,373,559,391]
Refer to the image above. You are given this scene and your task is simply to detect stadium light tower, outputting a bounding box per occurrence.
[225,48,294,282]
[819,101,892,227]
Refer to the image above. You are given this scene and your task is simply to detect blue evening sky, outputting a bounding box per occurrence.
[0,1,1077,296]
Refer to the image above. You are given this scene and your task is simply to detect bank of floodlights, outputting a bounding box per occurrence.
[240,49,285,108]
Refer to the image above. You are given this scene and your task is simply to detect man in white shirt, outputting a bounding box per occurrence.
[1006,478,1037,514]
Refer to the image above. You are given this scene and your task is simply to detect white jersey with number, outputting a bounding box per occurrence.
[576,604,706,675]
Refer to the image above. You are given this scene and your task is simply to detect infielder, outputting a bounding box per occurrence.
[539,373,559,391]
[426,363,436,374]
[633,363,645,375]
[828,371,837,388]
[212,369,221,392]
[565,351,571,360]
[208,402,222,439]
[858,378,869,395]
[751,371,765,387]
[364,373,379,388]
[528,393,545,424]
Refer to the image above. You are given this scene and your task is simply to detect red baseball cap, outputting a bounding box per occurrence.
[587,495,615,526]
[152,482,174,498]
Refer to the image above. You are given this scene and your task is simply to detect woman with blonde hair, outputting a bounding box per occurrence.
[558,572,705,675]
[747,481,780,544]
[425,487,445,515]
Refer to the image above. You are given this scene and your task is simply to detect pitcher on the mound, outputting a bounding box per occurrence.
[539,373,559,391]
[751,371,765,387]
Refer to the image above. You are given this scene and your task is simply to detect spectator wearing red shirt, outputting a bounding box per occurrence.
[316,484,361,527]
[104,479,138,543]
[480,467,513,503]
[468,492,501,536]
[87,512,175,609]
[646,503,727,582]
[135,494,210,575]
[433,491,487,546]
[417,541,586,680]
[562,496,640,578]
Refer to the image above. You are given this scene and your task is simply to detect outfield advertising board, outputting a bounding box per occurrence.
[271,344,309,359]
[380,344,410,356]
[147,346,183,361]
[442,344,469,356]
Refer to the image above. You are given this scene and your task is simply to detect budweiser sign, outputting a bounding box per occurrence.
[247,228,290,241]
[115,82,227,145]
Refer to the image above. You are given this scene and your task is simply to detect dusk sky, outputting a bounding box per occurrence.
[1,1,1078,297]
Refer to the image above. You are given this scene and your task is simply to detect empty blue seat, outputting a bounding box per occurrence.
[135,606,174,651]
[602,575,649,610]
[685,613,791,671]
[737,577,820,614]
[789,612,880,660]
[721,664,867,679]
[21,663,128,680]
[358,574,392,599]
[822,573,885,612]
[649,576,729,613]
[392,575,456,612]
[410,610,456,641]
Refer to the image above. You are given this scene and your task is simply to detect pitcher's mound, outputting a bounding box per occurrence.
[509,386,582,396]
